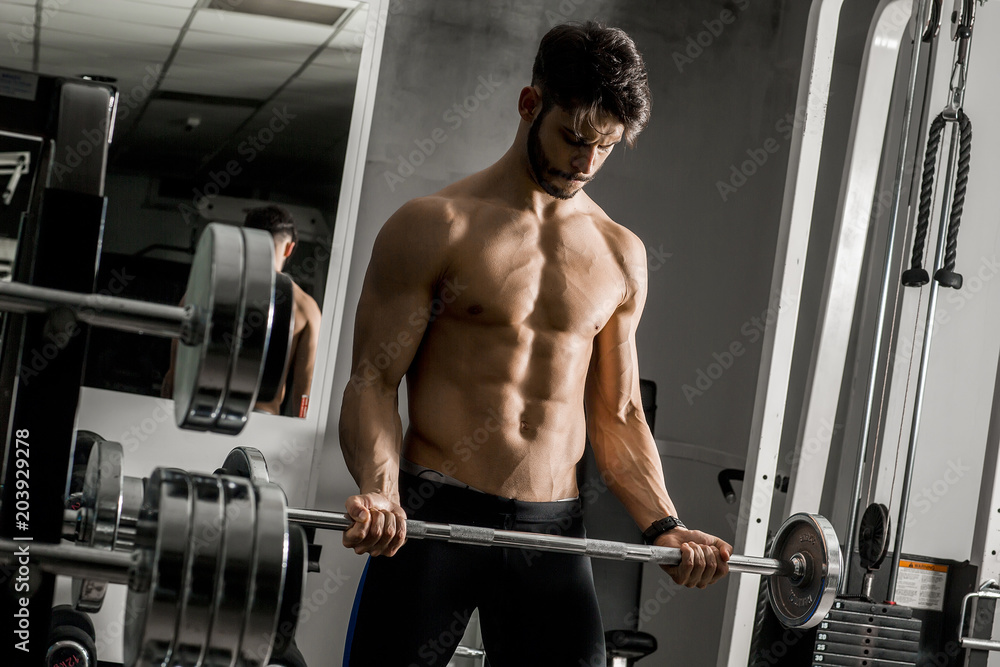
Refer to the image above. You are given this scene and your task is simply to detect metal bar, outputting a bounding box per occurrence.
[886,107,966,604]
[285,508,793,576]
[0,281,190,340]
[0,539,133,585]
[841,0,932,595]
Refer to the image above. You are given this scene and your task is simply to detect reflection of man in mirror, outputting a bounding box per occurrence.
[242,205,321,417]
[339,22,732,665]
[161,205,321,417]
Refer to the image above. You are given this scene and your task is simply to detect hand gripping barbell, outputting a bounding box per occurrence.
[0,222,295,434]
[48,438,841,651]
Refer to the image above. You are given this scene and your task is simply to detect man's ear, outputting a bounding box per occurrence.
[283,241,295,258]
[518,86,543,123]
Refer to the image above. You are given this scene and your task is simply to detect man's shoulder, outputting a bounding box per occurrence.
[291,280,321,319]
[579,197,645,264]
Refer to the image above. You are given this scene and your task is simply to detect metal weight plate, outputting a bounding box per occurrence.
[271,522,308,660]
[204,475,258,667]
[240,482,292,666]
[767,513,842,629]
[72,437,123,612]
[116,475,145,552]
[174,223,245,432]
[219,446,271,484]
[258,272,295,404]
[124,469,194,667]
[215,227,277,434]
[858,503,890,570]
[173,474,226,666]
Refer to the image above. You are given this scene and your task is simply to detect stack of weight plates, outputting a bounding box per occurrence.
[812,598,921,666]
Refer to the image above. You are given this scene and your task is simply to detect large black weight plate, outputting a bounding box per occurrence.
[858,503,890,570]
[215,227,276,434]
[219,446,271,484]
[124,469,194,666]
[257,272,294,404]
[174,223,244,432]
[767,513,842,629]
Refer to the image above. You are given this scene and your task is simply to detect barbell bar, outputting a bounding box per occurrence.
[62,439,842,635]
[0,222,295,434]
[220,446,840,629]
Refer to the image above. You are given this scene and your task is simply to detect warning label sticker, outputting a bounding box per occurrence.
[0,70,38,101]
[894,559,948,611]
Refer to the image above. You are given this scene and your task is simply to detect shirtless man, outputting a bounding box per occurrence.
[241,205,321,416]
[340,22,732,666]
[162,206,321,417]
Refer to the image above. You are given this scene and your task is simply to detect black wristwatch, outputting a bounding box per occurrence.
[642,516,686,544]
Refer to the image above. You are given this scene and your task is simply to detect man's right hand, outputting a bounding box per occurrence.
[342,493,408,557]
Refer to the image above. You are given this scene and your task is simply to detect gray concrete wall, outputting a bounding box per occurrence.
[301,1,811,664]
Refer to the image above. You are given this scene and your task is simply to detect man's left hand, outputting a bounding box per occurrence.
[654,528,732,588]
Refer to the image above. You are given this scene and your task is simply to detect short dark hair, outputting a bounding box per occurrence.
[531,21,651,146]
[243,205,297,245]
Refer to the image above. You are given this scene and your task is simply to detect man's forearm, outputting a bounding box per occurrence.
[340,383,404,501]
[591,425,678,529]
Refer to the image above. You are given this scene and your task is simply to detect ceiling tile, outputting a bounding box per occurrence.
[190,9,333,47]
[160,64,284,98]
[179,29,319,63]
[42,12,181,46]
[0,4,36,26]
[40,28,173,63]
[171,48,302,81]
[51,0,192,28]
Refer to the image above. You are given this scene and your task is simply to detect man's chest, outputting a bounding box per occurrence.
[442,224,624,334]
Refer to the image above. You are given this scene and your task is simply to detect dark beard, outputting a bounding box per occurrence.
[527,114,578,200]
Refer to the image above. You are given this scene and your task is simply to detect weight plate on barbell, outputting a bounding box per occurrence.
[72,437,123,613]
[241,482,292,666]
[219,446,271,485]
[258,272,295,404]
[116,475,144,552]
[174,223,245,432]
[204,475,258,667]
[174,473,226,666]
[215,227,277,434]
[766,513,842,629]
[124,469,194,667]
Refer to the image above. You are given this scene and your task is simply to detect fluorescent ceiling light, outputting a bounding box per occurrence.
[207,0,347,26]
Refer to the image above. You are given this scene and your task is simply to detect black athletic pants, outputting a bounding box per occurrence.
[344,471,605,666]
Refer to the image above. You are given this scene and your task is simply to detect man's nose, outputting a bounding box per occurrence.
[572,146,599,174]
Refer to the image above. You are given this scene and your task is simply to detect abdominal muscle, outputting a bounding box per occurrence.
[401,316,593,502]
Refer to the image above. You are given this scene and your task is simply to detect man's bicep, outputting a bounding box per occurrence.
[349,208,441,390]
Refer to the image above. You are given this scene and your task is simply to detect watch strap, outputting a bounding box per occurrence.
[642,516,686,544]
